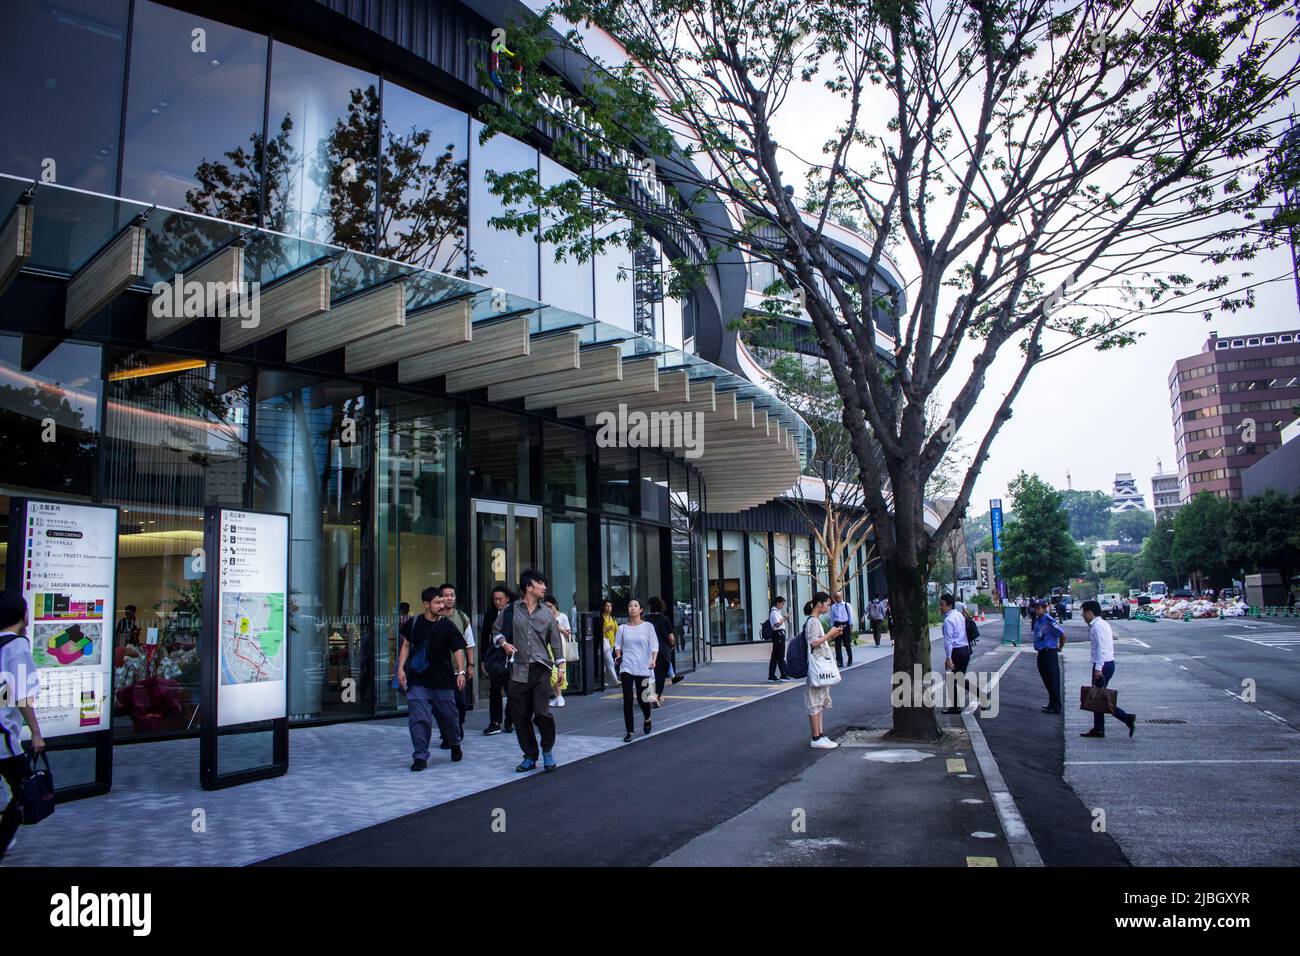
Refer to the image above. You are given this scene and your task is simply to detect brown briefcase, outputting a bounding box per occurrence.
[1080,685,1118,714]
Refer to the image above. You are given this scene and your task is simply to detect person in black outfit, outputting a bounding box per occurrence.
[646,596,676,706]
[479,586,514,736]
[396,587,467,770]
[767,596,790,681]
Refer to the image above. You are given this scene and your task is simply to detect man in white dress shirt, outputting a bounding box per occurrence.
[1080,600,1137,738]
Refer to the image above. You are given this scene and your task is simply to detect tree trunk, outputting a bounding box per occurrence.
[884,555,942,742]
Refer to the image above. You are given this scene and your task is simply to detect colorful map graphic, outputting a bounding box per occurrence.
[219,592,286,685]
[32,622,104,668]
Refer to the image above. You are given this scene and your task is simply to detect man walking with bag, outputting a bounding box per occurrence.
[867,597,886,647]
[940,594,976,715]
[1079,600,1137,738]
[0,591,45,861]
[492,569,565,773]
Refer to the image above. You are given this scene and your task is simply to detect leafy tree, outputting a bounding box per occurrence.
[1109,508,1155,545]
[1060,490,1113,540]
[1171,492,1234,591]
[998,473,1085,596]
[479,0,1299,738]
[1102,551,1142,589]
[1138,516,1178,586]
[1225,490,1300,586]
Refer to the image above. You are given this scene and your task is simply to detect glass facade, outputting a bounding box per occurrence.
[0,4,731,744]
[0,0,129,193]
[120,1,268,222]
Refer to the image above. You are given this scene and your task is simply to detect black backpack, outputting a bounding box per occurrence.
[484,605,515,679]
[965,615,980,645]
[785,621,811,679]
[760,618,774,641]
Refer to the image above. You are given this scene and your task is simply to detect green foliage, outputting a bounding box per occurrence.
[1171,492,1234,588]
[1060,490,1112,540]
[998,472,1086,596]
[1138,516,1178,585]
[1109,508,1155,544]
[1224,490,1300,584]
[971,593,994,608]
[1102,551,1142,589]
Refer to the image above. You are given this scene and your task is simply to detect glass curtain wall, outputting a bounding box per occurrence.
[0,0,128,193]
[120,1,268,221]
[254,373,369,721]
[773,532,794,611]
[602,519,633,614]
[265,42,380,251]
[747,532,770,642]
[469,119,538,298]
[377,81,470,275]
[104,351,250,736]
[374,390,458,712]
[539,155,594,316]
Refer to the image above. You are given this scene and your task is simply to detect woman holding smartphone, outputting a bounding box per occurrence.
[804,592,842,749]
[613,598,658,742]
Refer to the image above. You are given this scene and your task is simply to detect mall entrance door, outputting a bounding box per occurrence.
[470,501,542,698]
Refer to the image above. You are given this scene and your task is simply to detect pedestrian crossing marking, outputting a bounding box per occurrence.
[1229,635,1299,652]
[966,856,998,867]
[947,758,968,773]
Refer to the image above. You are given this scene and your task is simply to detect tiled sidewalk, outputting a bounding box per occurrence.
[5,657,877,867]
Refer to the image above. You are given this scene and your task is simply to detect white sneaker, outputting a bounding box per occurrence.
[554,694,565,707]
[810,736,838,749]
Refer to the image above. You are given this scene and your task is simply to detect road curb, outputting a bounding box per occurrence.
[962,650,1044,867]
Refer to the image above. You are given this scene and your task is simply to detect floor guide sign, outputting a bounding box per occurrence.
[215,509,288,727]
[14,500,118,738]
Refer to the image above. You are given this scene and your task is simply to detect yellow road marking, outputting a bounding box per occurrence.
[947,758,968,773]
[966,856,998,867]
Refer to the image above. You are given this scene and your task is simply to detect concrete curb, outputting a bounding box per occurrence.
[962,650,1045,867]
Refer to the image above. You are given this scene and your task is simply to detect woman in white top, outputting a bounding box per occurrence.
[805,591,843,749]
[614,598,659,742]
[544,595,572,707]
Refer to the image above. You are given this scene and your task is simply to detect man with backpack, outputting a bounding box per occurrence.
[867,597,886,646]
[765,596,790,682]
[829,592,855,668]
[1,591,44,861]
[397,587,467,770]
[940,594,977,715]
[438,583,475,737]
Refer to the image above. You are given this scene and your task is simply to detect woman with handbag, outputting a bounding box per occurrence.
[601,599,620,684]
[613,598,658,743]
[804,592,843,750]
[543,596,574,707]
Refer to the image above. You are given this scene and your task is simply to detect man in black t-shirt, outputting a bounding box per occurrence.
[397,587,468,770]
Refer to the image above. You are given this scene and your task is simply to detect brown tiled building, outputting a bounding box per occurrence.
[1170,330,1300,501]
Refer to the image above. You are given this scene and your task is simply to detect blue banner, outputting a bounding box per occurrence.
[990,499,1005,600]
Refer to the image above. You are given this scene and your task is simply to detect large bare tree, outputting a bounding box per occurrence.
[479,0,1299,739]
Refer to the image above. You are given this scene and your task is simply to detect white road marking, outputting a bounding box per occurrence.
[1179,665,1189,671]
[1261,710,1289,725]
[1130,637,1151,648]
[1229,635,1298,652]
[1065,759,1300,766]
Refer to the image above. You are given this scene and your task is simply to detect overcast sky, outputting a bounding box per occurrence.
[757,11,1299,513]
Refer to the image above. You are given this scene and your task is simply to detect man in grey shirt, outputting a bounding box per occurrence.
[492,569,565,772]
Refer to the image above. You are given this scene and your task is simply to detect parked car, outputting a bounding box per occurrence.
[1171,588,1195,599]
[1099,594,1125,619]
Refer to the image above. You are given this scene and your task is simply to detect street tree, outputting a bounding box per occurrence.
[1060,490,1113,541]
[1171,492,1234,591]
[999,473,1085,596]
[1108,508,1155,545]
[1138,515,1177,585]
[1225,490,1300,587]
[478,0,1299,738]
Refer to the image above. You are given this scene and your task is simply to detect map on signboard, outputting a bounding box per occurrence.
[32,621,104,668]
[219,592,286,685]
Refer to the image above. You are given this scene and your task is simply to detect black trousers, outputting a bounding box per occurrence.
[453,676,473,734]
[487,670,511,728]
[653,655,671,697]
[870,619,882,646]
[769,634,788,679]
[0,754,26,862]
[621,673,653,733]
[508,663,556,760]
[948,644,976,708]
[833,625,853,668]
[1036,648,1062,711]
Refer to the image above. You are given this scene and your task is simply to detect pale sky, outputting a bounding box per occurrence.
[756,10,1300,511]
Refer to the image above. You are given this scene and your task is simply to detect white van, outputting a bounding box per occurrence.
[1148,581,1168,599]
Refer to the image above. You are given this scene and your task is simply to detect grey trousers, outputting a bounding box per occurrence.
[407,685,461,760]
